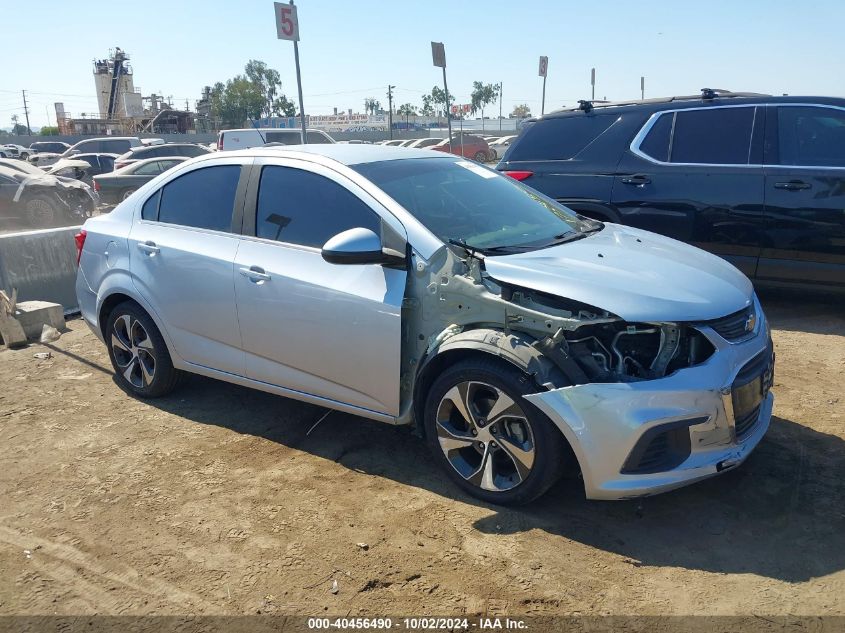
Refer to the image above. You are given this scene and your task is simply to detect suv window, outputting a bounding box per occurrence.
[255,166,379,247]
[670,107,755,165]
[157,165,240,231]
[99,139,132,154]
[306,131,332,144]
[265,131,298,144]
[639,112,673,162]
[507,114,619,161]
[777,106,845,167]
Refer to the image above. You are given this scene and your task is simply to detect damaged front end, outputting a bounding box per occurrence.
[403,244,773,500]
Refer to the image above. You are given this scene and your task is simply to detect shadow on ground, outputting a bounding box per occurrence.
[140,371,845,585]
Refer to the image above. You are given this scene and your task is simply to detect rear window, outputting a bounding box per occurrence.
[507,114,619,161]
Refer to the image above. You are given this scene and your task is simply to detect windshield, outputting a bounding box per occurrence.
[353,157,596,253]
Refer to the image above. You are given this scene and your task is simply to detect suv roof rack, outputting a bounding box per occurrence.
[557,90,772,114]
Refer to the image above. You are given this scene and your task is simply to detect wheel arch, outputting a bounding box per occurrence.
[412,328,567,433]
[412,327,582,479]
[96,286,181,367]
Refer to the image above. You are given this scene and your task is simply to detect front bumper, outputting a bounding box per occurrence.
[524,298,774,500]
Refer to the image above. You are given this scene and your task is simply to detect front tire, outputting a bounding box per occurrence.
[474,151,486,162]
[424,357,568,505]
[23,194,59,227]
[121,188,136,201]
[106,301,184,398]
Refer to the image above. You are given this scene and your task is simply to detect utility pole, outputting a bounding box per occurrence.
[185,98,190,112]
[498,82,503,132]
[387,84,395,140]
[591,68,596,101]
[640,76,645,100]
[21,90,32,135]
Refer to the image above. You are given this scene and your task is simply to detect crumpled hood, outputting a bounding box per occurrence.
[482,223,753,322]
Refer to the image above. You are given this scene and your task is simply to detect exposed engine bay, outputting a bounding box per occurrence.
[400,244,717,422]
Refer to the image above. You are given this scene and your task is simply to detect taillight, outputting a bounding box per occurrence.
[503,170,533,181]
[217,137,223,151]
[74,230,87,266]
[93,179,101,192]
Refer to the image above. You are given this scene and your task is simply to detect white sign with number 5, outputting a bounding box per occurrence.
[274,2,299,41]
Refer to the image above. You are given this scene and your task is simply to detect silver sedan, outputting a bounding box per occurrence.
[75,145,773,505]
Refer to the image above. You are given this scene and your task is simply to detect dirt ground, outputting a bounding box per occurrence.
[0,291,843,618]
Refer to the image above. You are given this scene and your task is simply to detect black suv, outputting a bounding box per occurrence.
[497,90,845,293]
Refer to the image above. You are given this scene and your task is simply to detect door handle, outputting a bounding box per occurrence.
[136,241,160,255]
[774,180,811,191]
[621,174,651,186]
[239,266,271,282]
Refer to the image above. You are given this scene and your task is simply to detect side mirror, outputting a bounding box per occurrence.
[321,227,405,267]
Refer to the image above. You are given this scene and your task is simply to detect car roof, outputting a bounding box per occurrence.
[539,92,845,120]
[221,144,452,166]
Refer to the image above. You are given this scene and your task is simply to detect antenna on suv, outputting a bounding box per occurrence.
[577,100,594,113]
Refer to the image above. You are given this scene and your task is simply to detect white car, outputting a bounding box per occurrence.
[405,138,442,149]
[0,144,32,160]
[75,145,773,505]
[217,128,335,150]
[488,135,518,160]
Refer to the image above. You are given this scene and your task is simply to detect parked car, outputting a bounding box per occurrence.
[45,153,117,185]
[29,141,71,155]
[488,135,517,160]
[380,139,406,147]
[406,138,442,149]
[0,165,98,229]
[398,139,418,147]
[430,134,493,162]
[114,143,211,170]
[76,145,773,505]
[93,156,188,204]
[217,128,335,151]
[0,144,32,160]
[32,137,141,169]
[0,158,46,176]
[497,91,845,293]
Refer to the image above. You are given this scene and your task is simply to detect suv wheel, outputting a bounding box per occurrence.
[106,302,184,398]
[424,358,568,505]
[474,151,486,162]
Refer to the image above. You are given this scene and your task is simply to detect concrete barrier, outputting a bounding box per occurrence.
[0,226,82,314]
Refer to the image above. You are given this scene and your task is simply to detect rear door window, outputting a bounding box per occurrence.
[157,165,240,232]
[670,107,755,165]
[776,106,845,167]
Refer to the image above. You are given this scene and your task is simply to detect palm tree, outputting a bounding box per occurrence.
[397,103,417,127]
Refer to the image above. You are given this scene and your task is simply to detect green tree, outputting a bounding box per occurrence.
[39,126,60,136]
[397,103,417,126]
[210,60,295,127]
[511,103,531,119]
[244,59,295,117]
[210,76,265,127]
[420,94,434,116]
[470,82,500,131]
[430,86,448,116]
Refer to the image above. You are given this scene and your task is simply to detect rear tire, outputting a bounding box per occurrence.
[423,357,569,505]
[474,151,486,162]
[106,301,184,398]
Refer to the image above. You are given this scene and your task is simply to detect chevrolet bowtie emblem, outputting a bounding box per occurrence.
[745,313,757,333]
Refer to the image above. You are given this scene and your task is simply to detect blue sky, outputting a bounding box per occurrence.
[3,0,843,128]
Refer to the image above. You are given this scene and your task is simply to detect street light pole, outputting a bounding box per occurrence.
[498,82,502,132]
[640,76,645,100]
[387,84,395,140]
